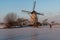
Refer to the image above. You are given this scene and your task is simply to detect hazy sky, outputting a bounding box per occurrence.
[0,0,60,22]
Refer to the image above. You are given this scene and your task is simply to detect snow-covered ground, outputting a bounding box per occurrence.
[0,25,60,40]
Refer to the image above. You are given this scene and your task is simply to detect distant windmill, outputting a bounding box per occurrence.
[22,0,44,28]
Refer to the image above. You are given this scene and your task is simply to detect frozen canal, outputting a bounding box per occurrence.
[0,25,60,40]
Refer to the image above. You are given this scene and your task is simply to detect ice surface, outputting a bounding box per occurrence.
[0,26,60,40]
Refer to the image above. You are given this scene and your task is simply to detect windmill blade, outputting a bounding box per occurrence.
[36,13,44,15]
[33,0,36,11]
[22,10,31,13]
[27,13,32,14]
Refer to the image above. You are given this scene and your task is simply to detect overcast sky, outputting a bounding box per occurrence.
[0,0,60,22]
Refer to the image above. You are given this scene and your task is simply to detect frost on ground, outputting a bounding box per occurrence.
[0,25,60,40]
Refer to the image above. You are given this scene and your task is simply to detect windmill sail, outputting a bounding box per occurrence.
[33,0,36,11]
[36,13,44,15]
[22,10,31,13]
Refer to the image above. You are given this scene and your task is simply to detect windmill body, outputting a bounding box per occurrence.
[30,11,38,25]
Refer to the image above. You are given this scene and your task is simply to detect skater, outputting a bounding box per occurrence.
[50,24,52,28]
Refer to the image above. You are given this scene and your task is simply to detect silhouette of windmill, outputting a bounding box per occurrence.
[22,0,44,28]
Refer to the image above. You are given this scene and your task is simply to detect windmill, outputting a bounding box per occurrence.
[22,0,44,28]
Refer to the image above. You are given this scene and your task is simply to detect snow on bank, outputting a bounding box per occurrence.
[0,25,6,28]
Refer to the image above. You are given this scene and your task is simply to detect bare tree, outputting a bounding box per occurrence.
[17,18,22,26]
[4,12,17,28]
